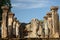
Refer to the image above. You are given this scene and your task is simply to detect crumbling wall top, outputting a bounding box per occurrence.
[43,16,48,19]
[1,5,9,10]
[44,16,47,18]
[8,12,15,16]
[46,12,52,15]
[50,6,58,11]
[46,12,52,17]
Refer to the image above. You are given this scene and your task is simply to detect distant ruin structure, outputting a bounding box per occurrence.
[0,0,60,39]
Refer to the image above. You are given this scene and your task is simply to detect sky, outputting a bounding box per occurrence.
[11,0,60,23]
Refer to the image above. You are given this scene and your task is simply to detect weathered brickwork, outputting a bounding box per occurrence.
[0,5,60,40]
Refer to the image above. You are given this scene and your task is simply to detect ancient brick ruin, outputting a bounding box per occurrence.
[0,5,60,40]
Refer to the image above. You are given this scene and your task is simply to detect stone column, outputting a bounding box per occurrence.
[44,16,48,38]
[8,12,15,38]
[15,20,20,38]
[37,21,44,38]
[1,5,9,38]
[13,18,17,37]
[46,12,52,38]
[18,22,20,38]
[50,6,59,38]
[30,18,39,38]
[24,24,31,38]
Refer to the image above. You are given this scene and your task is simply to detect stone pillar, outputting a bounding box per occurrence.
[8,12,15,38]
[50,6,59,38]
[1,5,9,38]
[44,16,48,38]
[15,20,20,38]
[13,18,17,37]
[37,21,44,38]
[46,12,52,38]
[24,23,31,38]
[30,18,39,38]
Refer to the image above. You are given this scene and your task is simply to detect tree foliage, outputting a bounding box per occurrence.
[0,0,11,7]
